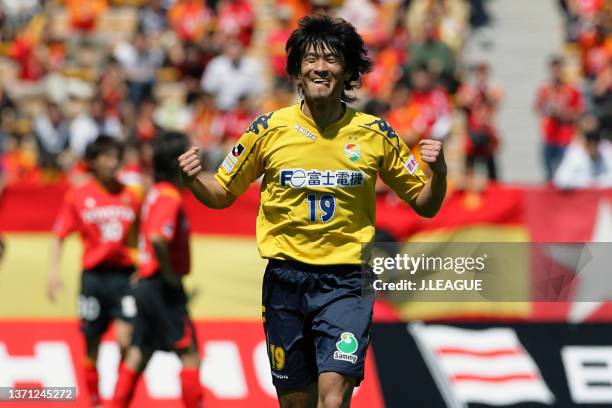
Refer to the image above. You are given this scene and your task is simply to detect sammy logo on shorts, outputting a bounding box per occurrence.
[333,332,358,363]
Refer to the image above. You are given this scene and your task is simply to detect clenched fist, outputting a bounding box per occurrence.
[178,146,204,184]
[419,139,447,176]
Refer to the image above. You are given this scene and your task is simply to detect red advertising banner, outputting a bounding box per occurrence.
[0,183,526,236]
[0,321,384,408]
[2,183,611,323]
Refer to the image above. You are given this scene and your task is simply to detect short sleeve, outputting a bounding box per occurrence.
[53,190,79,239]
[214,113,271,196]
[146,190,181,241]
[379,131,428,205]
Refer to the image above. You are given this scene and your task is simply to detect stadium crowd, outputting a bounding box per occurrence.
[0,0,497,195]
[540,0,612,187]
[0,0,610,192]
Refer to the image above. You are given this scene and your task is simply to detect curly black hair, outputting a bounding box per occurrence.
[285,13,373,103]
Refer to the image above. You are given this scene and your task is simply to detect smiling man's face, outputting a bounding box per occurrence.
[298,43,348,104]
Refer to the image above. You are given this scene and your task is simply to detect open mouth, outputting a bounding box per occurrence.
[312,78,331,87]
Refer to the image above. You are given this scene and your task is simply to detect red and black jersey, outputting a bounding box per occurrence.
[138,182,190,278]
[53,179,142,270]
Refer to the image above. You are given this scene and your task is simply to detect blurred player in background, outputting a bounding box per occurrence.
[179,14,446,408]
[48,136,141,407]
[113,131,202,408]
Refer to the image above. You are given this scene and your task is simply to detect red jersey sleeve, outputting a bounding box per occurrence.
[146,188,181,241]
[53,190,79,239]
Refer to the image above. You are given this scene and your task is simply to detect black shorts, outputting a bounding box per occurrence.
[79,266,136,339]
[262,259,374,390]
[132,274,197,353]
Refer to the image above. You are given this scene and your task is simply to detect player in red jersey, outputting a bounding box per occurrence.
[113,131,202,408]
[48,136,142,407]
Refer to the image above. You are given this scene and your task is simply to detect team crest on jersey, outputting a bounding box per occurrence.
[344,143,360,162]
[247,112,273,135]
[364,119,398,139]
[294,124,316,141]
[404,155,419,174]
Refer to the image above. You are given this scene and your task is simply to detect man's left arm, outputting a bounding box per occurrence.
[412,139,447,218]
[379,134,447,218]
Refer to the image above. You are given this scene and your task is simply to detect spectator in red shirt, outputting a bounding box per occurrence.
[464,101,500,181]
[267,8,293,82]
[219,95,256,144]
[457,62,503,116]
[404,65,453,144]
[168,0,212,43]
[99,59,127,117]
[458,62,503,182]
[64,0,107,33]
[535,56,584,181]
[217,0,255,47]
[578,23,612,80]
[9,28,44,81]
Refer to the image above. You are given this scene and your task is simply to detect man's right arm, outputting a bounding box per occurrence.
[179,147,237,209]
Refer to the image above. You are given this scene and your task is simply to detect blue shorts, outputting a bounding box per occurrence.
[262,259,374,390]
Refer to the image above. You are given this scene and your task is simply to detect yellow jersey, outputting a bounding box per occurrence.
[215,103,427,265]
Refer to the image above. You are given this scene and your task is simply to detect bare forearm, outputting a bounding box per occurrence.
[179,146,235,209]
[413,172,447,218]
[186,172,236,209]
[49,237,63,278]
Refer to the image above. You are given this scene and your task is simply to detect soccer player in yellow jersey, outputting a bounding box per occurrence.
[179,14,446,408]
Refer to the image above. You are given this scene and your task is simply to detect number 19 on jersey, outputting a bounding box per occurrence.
[306,194,336,223]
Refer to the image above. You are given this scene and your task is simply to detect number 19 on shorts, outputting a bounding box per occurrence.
[306,194,336,223]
